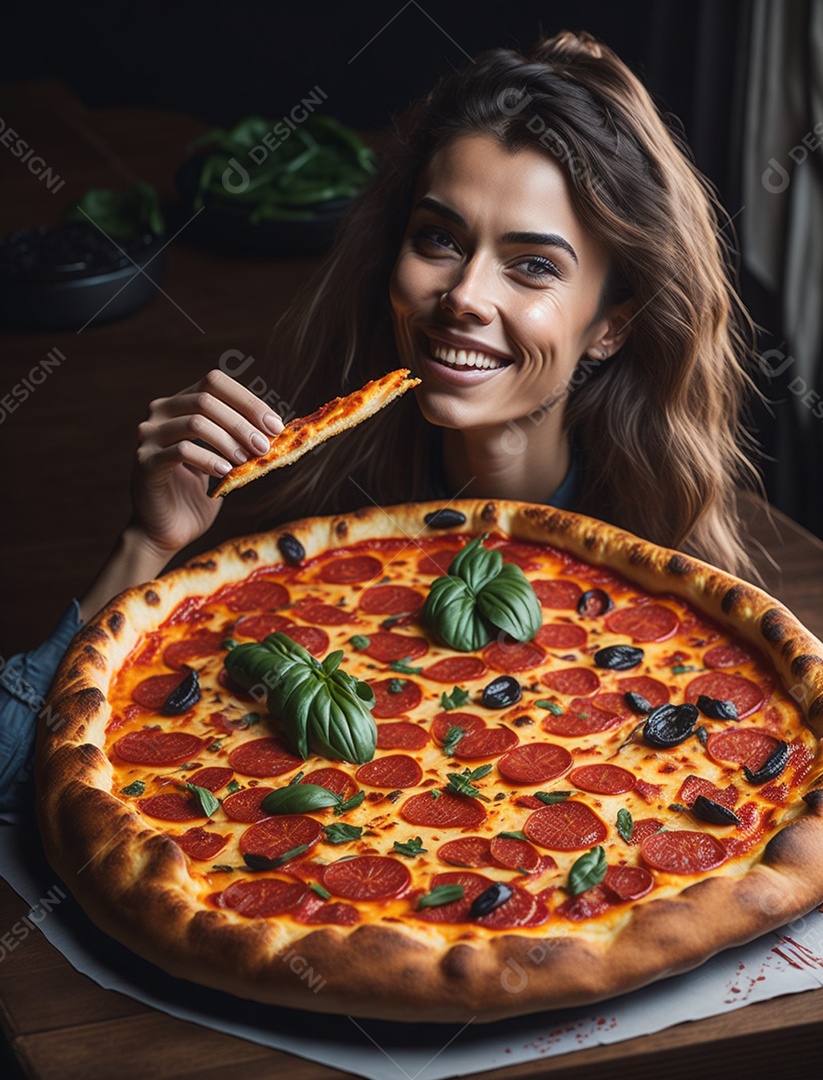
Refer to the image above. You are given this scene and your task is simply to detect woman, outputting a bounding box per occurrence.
[0,30,760,813]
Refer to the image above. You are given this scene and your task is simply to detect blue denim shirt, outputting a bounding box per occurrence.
[0,600,84,815]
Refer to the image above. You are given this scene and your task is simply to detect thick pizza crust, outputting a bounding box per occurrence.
[36,501,823,1022]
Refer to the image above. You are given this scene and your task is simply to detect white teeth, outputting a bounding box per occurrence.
[429,342,507,370]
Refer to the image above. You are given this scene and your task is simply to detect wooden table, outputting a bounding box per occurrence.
[2,82,823,1080]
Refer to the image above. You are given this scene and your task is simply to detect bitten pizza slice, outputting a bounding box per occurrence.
[211,368,421,497]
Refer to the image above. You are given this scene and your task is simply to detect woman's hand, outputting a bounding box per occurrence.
[129,368,284,557]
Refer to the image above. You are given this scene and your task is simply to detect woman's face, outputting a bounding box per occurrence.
[389,134,618,431]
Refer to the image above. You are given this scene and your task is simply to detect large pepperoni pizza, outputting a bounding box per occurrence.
[37,501,823,1022]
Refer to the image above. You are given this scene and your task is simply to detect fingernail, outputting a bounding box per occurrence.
[215,460,232,475]
[262,411,282,434]
[235,448,249,463]
[250,433,270,454]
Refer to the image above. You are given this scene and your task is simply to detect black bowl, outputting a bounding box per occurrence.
[0,223,168,332]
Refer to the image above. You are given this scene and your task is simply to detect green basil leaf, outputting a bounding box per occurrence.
[244,843,309,871]
[617,808,634,842]
[289,771,305,785]
[423,576,494,651]
[261,784,342,815]
[241,711,261,726]
[226,779,241,794]
[184,782,220,817]
[442,725,466,757]
[221,638,238,650]
[567,846,607,896]
[535,790,571,804]
[393,836,427,857]
[440,686,470,711]
[323,823,363,844]
[390,658,423,674]
[447,534,502,592]
[350,635,371,650]
[334,790,365,815]
[535,700,564,715]
[120,780,145,796]
[445,769,488,798]
[310,882,331,900]
[467,764,493,781]
[475,563,542,642]
[497,830,528,841]
[388,678,405,694]
[417,884,465,909]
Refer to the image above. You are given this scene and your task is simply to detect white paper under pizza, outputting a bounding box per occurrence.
[2,825,822,1080]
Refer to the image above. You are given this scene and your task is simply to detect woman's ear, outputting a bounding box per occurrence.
[591,297,638,359]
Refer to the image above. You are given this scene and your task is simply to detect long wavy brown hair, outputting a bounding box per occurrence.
[240,29,760,576]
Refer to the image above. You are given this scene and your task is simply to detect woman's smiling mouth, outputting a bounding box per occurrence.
[421,332,515,381]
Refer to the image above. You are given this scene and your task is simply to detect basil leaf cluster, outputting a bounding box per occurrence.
[422,535,542,651]
[224,632,376,763]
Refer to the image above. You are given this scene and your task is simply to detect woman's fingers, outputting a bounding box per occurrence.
[147,414,259,468]
[136,438,232,480]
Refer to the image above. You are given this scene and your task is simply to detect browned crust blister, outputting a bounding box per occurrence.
[36,501,823,1023]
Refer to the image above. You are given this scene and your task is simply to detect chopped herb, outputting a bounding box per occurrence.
[226,779,241,794]
[184,782,220,818]
[211,864,235,873]
[244,844,309,871]
[442,725,466,757]
[334,791,365,815]
[497,830,528,841]
[440,685,470,711]
[669,802,689,814]
[672,664,701,675]
[567,846,607,896]
[535,700,564,715]
[417,884,465,910]
[207,739,223,753]
[310,883,331,900]
[241,711,261,726]
[350,635,371,650]
[393,836,427,857]
[221,638,238,650]
[323,823,363,844]
[388,678,405,694]
[431,789,441,800]
[289,771,306,786]
[381,615,405,629]
[177,762,200,770]
[535,790,571,804]
[120,779,145,796]
[616,808,634,842]
[390,658,423,675]
[446,765,492,799]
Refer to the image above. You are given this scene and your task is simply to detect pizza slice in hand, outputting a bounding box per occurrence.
[211,368,421,497]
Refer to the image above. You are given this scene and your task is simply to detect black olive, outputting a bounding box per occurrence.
[577,589,614,617]
[469,881,513,918]
[696,694,738,721]
[624,691,653,715]
[424,508,467,529]
[691,795,741,826]
[594,645,644,670]
[243,853,278,872]
[277,533,305,565]
[643,702,698,747]
[743,741,789,784]
[161,669,201,716]
[481,675,522,709]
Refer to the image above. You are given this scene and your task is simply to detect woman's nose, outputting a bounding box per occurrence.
[438,258,496,323]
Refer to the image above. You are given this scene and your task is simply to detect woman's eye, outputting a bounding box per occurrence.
[413,225,458,252]
[515,256,562,280]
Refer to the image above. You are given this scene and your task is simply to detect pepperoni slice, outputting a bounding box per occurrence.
[685,673,764,719]
[282,625,329,656]
[482,639,546,674]
[376,722,430,750]
[228,737,304,779]
[414,871,484,922]
[401,790,487,829]
[494,543,544,570]
[138,793,204,821]
[569,763,636,795]
[131,673,190,710]
[177,827,229,860]
[186,766,234,792]
[532,580,583,609]
[359,585,424,616]
[535,623,588,650]
[592,692,631,716]
[489,835,542,872]
[617,676,670,707]
[630,818,664,845]
[163,631,225,671]
[556,886,612,921]
[222,579,289,613]
[362,631,429,663]
[417,549,458,576]
[369,678,423,718]
[219,878,307,918]
[323,856,410,900]
[706,728,780,770]
[293,602,354,626]
[431,712,485,744]
[222,786,274,822]
[437,836,494,868]
[115,730,204,766]
[301,767,358,800]
[524,801,608,850]
[239,815,323,860]
[634,780,663,805]
[704,644,752,669]
[319,555,383,584]
[678,775,738,810]
[302,901,361,926]
[498,743,573,784]
[355,754,423,789]
[540,698,624,737]
[452,727,519,759]
[423,657,488,683]
[641,830,727,874]
[605,604,679,643]
[233,613,294,640]
[541,667,600,696]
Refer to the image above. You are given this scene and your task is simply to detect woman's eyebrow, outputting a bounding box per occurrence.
[415,197,579,265]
